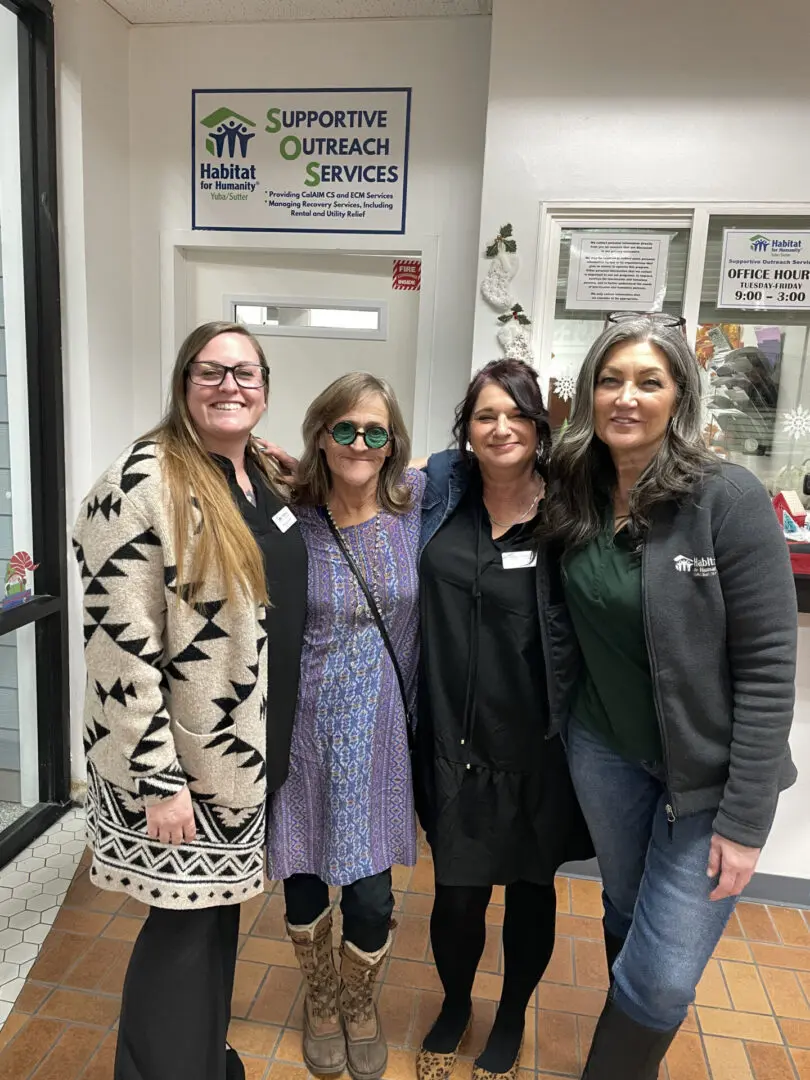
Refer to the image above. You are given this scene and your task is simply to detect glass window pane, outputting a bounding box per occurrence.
[232,299,383,337]
[698,215,810,497]
[309,308,379,330]
[0,3,39,823]
[548,225,691,427]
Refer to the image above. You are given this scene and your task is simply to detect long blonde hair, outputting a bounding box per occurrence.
[295,372,413,513]
[144,321,283,605]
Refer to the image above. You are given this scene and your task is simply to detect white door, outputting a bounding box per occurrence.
[186,249,420,456]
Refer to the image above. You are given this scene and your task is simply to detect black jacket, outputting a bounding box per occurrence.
[632,462,797,848]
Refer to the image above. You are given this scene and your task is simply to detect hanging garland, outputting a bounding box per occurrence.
[481,225,534,362]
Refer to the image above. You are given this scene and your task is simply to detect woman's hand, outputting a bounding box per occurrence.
[145,786,196,846]
[254,439,299,484]
[707,834,761,900]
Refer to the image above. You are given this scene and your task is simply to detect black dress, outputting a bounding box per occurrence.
[417,482,589,887]
[216,454,308,794]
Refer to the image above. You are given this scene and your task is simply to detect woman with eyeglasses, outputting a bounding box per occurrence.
[543,314,797,1078]
[266,372,424,1080]
[73,321,307,1080]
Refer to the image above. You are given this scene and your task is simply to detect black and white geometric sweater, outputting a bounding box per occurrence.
[72,440,269,909]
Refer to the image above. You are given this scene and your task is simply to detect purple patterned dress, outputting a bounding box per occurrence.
[267,469,425,885]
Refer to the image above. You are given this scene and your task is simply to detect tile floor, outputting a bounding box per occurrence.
[1,819,810,1078]
[0,808,87,1025]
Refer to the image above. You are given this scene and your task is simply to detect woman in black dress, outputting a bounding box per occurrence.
[414,359,591,1080]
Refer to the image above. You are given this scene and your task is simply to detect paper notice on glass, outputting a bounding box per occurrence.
[565,233,670,312]
[717,229,810,310]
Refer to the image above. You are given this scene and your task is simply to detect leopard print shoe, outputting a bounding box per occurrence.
[416,1019,472,1080]
[470,1041,523,1080]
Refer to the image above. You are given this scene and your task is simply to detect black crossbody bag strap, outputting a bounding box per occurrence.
[325,511,414,751]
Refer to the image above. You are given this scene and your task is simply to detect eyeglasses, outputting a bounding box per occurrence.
[606,311,687,336]
[328,420,391,450]
[187,361,268,389]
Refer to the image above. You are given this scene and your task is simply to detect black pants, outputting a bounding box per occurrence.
[114,903,241,1080]
[284,869,393,952]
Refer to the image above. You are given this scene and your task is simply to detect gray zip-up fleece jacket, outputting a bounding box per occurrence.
[633,462,797,849]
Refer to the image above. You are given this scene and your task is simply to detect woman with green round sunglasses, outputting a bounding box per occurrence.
[328,419,391,450]
[266,372,423,1080]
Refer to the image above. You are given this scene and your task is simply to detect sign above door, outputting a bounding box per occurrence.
[192,87,411,235]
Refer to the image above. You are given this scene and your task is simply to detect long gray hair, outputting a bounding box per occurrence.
[543,317,717,549]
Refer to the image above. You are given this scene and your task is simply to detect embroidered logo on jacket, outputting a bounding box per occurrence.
[674,554,717,577]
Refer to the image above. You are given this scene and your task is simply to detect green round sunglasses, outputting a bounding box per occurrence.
[328,420,391,450]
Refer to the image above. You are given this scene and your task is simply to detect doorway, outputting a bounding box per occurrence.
[186,249,422,455]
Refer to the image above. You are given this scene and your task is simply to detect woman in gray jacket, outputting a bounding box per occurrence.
[543,313,797,1079]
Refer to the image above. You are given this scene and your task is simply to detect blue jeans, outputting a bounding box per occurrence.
[566,719,739,1031]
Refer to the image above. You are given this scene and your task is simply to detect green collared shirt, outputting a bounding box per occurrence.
[563,520,663,764]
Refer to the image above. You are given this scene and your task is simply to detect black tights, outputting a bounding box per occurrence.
[425,881,557,1073]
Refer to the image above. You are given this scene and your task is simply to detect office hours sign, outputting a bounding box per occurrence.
[718,229,810,310]
[192,88,411,234]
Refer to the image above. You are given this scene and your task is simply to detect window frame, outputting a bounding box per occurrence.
[0,0,70,865]
[227,294,389,341]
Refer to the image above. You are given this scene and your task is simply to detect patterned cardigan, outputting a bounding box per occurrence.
[72,440,269,909]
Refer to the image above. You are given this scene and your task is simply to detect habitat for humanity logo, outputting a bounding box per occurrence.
[749,233,803,254]
[673,554,717,577]
[200,107,256,159]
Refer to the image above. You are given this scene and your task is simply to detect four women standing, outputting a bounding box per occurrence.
[75,315,798,1080]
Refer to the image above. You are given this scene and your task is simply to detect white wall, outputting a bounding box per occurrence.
[187,250,420,456]
[129,16,491,453]
[473,0,810,370]
[55,0,132,784]
[475,0,810,881]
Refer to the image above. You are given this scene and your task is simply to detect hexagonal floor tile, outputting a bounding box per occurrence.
[0,961,20,985]
[0,977,25,1002]
[9,910,41,932]
[29,867,59,884]
[0,898,26,918]
[23,923,51,945]
[42,878,68,894]
[0,927,23,949]
[25,894,59,913]
[15,857,45,874]
[4,941,38,964]
[45,853,75,869]
[0,870,28,889]
[61,839,87,855]
[17,958,35,978]
[35,844,62,858]
[11,881,43,900]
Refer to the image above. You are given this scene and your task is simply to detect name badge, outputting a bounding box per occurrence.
[501,550,537,570]
[272,507,297,533]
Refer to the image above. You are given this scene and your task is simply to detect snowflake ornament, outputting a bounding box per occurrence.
[783,405,810,440]
[552,375,577,402]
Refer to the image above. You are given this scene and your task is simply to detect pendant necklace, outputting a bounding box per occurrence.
[485,486,542,529]
[325,504,385,619]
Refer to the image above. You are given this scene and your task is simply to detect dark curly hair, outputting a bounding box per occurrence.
[451,358,552,478]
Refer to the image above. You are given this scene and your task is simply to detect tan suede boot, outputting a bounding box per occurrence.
[339,935,391,1080]
[287,909,347,1075]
